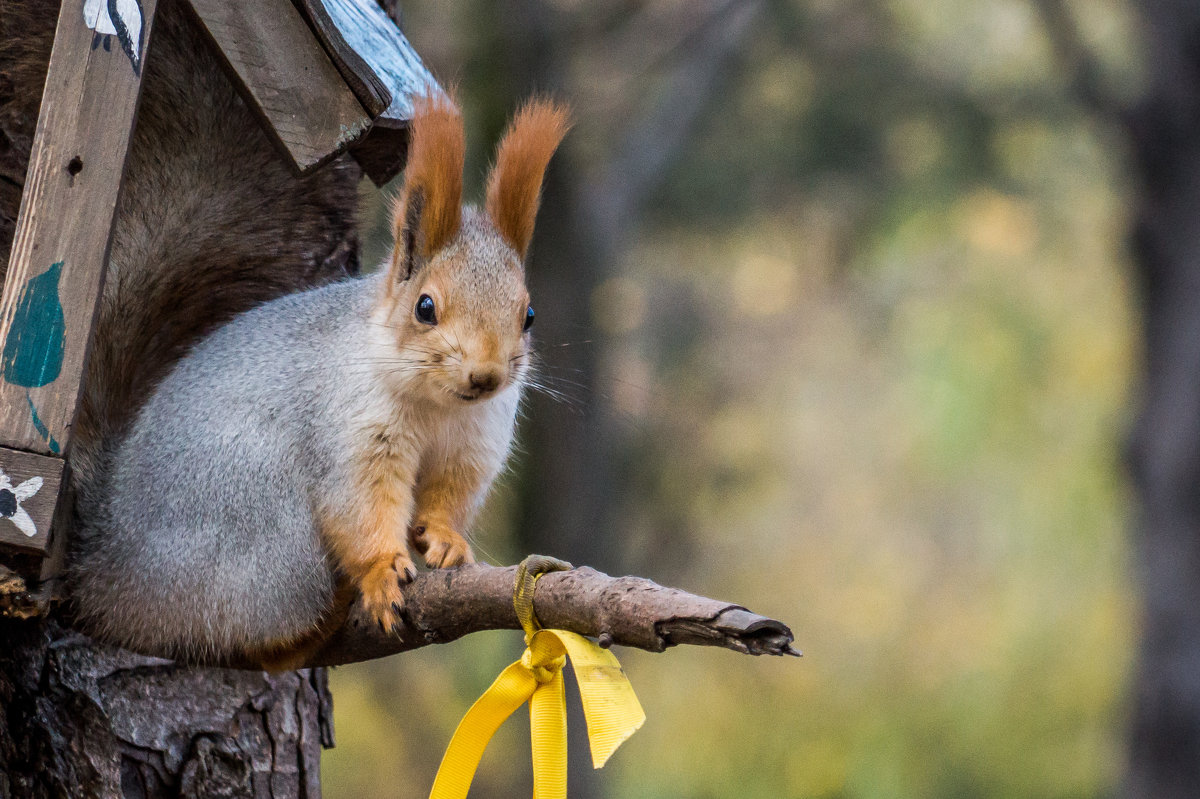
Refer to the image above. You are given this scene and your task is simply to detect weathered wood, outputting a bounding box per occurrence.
[185,0,372,174]
[35,455,72,598]
[298,0,439,184]
[0,445,62,554]
[298,0,391,118]
[0,0,158,457]
[299,0,437,123]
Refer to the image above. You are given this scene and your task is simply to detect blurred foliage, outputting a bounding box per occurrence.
[326,0,1142,796]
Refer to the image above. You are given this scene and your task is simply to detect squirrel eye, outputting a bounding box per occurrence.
[415,294,437,325]
[523,305,535,332]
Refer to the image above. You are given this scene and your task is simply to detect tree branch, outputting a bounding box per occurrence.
[301,564,797,668]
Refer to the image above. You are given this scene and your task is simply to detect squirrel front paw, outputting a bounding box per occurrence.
[357,552,417,633]
[409,522,475,568]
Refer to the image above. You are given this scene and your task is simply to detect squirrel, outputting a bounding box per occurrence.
[66,85,569,667]
[5,0,358,647]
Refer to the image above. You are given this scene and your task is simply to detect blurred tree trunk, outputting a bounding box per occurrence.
[1033,0,1200,792]
[0,0,363,794]
[1123,2,1200,797]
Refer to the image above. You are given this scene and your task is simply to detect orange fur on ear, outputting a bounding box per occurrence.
[392,93,465,272]
[485,99,571,259]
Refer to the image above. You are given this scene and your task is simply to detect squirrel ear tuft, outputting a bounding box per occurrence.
[485,98,571,260]
[391,92,465,281]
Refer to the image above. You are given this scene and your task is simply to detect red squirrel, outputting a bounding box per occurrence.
[70,94,570,668]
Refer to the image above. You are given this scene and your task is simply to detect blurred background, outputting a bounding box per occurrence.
[323,0,1171,796]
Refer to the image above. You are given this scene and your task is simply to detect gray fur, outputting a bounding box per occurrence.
[72,278,398,659]
[71,221,528,660]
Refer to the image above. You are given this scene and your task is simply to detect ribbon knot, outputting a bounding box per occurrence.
[521,647,566,684]
[428,558,646,799]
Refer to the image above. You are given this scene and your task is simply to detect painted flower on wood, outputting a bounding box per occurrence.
[0,469,43,538]
[83,0,145,75]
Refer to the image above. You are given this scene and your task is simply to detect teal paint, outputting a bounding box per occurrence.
[27,394,60,454]
[3,261,65,389]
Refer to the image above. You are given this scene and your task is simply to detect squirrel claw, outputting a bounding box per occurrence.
[357,553,413,634]
[410,522,475,569]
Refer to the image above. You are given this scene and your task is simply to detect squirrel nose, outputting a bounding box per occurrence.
[468,369,501,394]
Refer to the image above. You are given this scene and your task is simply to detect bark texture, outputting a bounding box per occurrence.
[0,618,333,799]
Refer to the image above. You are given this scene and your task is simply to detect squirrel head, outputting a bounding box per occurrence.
[376,93,570,406]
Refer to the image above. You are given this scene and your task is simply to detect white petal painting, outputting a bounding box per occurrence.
[10,507,36,538]
[14,476,42,502]
[0,468,43,537]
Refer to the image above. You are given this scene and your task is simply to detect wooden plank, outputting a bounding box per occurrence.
[0,446,64,554]
[0,0,159,456]
[35,457,74,602]
[298,0,442,184]
[299,0,439,123]
[297,0,392,119]
[185,0,373,174]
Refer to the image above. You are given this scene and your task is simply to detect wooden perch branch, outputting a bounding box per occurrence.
[302,564,798,668]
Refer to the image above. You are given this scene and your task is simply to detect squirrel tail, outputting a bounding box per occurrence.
[66,4,361,513]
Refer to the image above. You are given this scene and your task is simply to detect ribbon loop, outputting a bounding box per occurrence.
[513,555,573,642]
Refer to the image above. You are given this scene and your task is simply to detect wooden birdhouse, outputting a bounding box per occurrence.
[0,0,439,609]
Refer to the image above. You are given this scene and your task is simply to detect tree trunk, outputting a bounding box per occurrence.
[0,618,332,798]
[0,0,362,794]
[1124,2,1200,796]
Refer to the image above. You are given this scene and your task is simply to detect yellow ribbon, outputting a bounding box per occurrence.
[428,558,646,799]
